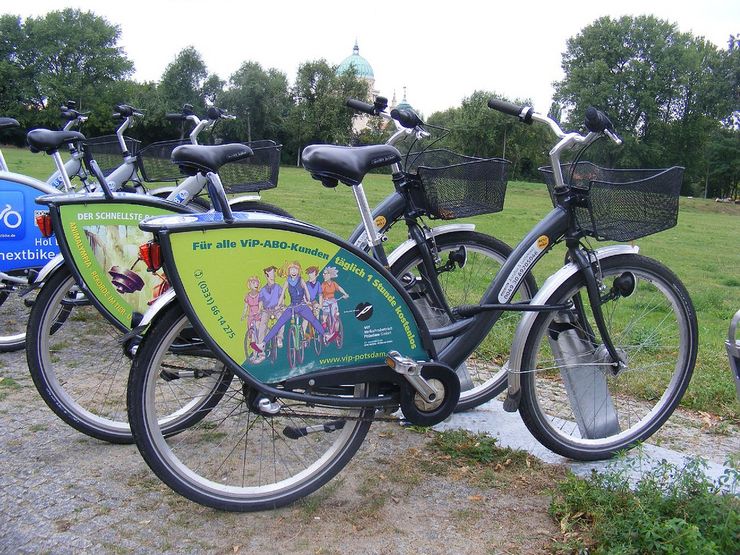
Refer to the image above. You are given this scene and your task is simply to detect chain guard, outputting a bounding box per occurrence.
[399,364,460,426]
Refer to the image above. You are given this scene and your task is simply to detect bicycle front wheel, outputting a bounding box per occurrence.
[390,231,537,411]
[128,303,375,512]
[518,254,697,460]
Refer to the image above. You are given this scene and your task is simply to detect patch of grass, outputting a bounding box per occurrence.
[430,429,530,467]
[722,277,740,287]
[0,376,21,400]
[550,456,740,554]
[29,424,48,432]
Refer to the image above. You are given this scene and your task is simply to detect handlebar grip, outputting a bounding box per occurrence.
[165,113,184,121]
[390,108,423,129]
[487,98,533,124]
[584,107,614,133]
[345,98,377,115]
[206,106,225,120]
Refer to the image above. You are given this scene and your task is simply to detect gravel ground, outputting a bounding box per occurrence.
[1,346,566,555]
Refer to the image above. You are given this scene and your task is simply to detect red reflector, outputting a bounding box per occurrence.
[139,241,162,272]
[35,213,53,238]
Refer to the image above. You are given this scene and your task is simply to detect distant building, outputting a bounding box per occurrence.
[337,41,416,133]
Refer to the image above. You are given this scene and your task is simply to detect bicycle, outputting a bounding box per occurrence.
[134,97,537,412]
[126,99,696,511]
[23,128,292,443]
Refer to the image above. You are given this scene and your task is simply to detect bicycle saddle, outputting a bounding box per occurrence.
[0,117,19,130]
[171,143,253,175]
[301,144,401,187]
[26,129,86,154]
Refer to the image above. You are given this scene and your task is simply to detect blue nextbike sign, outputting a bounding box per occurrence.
[0,179,59,272]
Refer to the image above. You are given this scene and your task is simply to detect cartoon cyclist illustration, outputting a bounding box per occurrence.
[252,266,283,364]
[240,275,262,362]
[320,266,349,344]
[255,261,324,363]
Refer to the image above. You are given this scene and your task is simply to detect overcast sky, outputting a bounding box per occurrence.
[6,0,739,116]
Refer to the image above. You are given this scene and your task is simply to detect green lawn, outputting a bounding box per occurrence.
[3,145,739,419]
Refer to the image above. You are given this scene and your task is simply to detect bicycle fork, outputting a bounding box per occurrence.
[546,247,628,438]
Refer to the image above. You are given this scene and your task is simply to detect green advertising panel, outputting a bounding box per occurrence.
[58,203,177,329]
[168,227,427,383]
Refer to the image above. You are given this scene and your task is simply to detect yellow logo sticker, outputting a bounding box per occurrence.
[374,216,387,229]
[536,235,549,249]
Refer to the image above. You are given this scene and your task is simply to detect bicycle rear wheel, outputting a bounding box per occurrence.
[390,231,537,411]
[0,270,40,352]
[26,265,230,443]
[128,303,375,512]
[517,254,697,460]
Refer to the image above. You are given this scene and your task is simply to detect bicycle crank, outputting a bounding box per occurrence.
[386,351,460,426]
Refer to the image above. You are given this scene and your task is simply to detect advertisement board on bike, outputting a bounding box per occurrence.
[55,201,180,329]
[0,179,60,272]
[165,225,429,383]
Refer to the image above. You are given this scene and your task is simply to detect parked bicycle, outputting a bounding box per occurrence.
[125,99,696,511]
[23,126,291,443]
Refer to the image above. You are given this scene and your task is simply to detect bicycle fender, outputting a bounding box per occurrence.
[228,194,262,205]
[504,245,639,410]
[0,171,60,195]
[31,254,65,286]
[132,288,178,334]
[387,224,476,267]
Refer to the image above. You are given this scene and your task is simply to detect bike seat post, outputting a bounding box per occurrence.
[50,150,74,192]
[352,183,388,265]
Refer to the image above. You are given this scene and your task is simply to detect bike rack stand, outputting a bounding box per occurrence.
[726,309,740,401]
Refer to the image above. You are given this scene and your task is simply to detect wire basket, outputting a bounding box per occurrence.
[217,140,281,193]
[137,139,191,182]
[540,162,684,242]
[406,149,510,220]
[84,135,141,176]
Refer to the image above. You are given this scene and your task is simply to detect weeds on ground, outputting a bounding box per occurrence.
[549,455,740,554]
[0,376,21,401]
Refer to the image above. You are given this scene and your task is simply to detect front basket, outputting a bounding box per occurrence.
[540,162,684,242]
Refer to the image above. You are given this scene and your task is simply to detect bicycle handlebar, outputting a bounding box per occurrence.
[113,104,144,119]
[345,97,423,130]
[487,98,534,124]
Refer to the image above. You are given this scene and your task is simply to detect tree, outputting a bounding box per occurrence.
[428,90,550,181]
[0,9,133,134]
[284,60,368,163]
[554,15,736,191]
[218,61,291,144]
[158,46,210,112]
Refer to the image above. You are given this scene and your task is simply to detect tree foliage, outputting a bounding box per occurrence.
[427,90,550,180]
[0,9,133,135]
[553,15,737,192]
[218,61,291,145]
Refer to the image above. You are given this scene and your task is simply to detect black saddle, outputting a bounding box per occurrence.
[0,117,19,130]
[172,143,253,175]
[301,144,401,187]
[27,129,86,154]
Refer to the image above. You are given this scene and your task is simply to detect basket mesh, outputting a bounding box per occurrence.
[408,149,509,220]
[137,139,191,182]
[540,162,684,241]
[218,140,281,193]
[84,135,141,176]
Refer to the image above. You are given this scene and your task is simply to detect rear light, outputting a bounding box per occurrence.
[139,241,162,272]
[35,212,54,238]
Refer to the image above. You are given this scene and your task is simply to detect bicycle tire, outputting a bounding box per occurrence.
[390,231,537,412]
[26,264,232,443]
[0,271,40,352]
[517,254,697,460]
[128,302,375,512]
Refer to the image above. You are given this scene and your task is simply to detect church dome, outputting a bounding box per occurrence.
[337,42,374,80]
